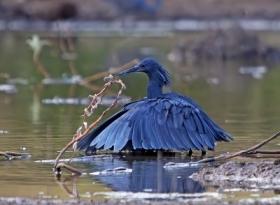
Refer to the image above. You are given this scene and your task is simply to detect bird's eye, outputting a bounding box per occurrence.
[141,64,146,68]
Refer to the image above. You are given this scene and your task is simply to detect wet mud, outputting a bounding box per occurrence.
[190,160,280,190]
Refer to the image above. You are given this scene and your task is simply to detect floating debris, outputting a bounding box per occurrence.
[239,66,267,79]
[0,130,9,134]
[42,75,82,85]
[90,167,132,175]
[42,95,130,106]
[6,78,29,85]
[163,162,201,169]
[0,151,31,160]
[35,155,115,163]
[0,84,17,93]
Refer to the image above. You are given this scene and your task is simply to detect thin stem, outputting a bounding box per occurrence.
[54,78,126,169]
[197,130,280,163]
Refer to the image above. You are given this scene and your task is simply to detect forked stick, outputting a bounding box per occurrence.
[53,76,126,169]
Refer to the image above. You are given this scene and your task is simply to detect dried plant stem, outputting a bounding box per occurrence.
[247,150,280,154]
[33,54,50,78]
[197,130,280,163]
[54,78,126,169]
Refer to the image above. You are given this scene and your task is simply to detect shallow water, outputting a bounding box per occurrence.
[1,30,280,203]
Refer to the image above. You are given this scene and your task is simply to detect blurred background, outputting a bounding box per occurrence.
[1,0,280,202]
[2,0,280,21]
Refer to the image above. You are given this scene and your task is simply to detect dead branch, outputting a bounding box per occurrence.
[0,151,30,160]
[5,151,27,156]
[247,150,280,154]
[55,163,83,176]
[53,76,126,170]
[0,152,11,160]
[197,130,280,163]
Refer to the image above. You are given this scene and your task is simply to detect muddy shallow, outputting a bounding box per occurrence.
[190,160,280,190]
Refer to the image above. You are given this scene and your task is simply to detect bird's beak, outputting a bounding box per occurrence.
[117,65,139,76]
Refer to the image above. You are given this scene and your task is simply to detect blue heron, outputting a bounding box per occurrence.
[77,58,234,155]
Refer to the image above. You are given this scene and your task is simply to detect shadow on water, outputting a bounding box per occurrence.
[85,156,205,193]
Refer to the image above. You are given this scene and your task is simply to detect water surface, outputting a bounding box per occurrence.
[1,31,280,203]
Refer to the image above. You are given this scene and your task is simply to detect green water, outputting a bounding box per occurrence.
[0,31,280,203]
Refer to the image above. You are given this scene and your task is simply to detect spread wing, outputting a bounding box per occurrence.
[77,94,233,152]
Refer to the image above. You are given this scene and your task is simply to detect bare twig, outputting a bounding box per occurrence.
[0,152,11,160]
[197,130,280,163]
[33,54,50,78]
[53,76,126,169]
[5,151,29,156]
[246,150,280,154]
[0,151,30,160]
[55,163,83,176]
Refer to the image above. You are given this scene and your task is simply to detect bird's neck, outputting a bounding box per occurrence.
[147,80,163,99]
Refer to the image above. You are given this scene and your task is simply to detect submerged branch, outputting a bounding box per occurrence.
[55,163,83,176]
[0,151,30,160]
[0,152,11,160]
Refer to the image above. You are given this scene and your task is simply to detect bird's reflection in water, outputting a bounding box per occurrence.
[87,155,205,193]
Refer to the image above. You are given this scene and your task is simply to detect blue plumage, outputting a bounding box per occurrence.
[77,58,234,154]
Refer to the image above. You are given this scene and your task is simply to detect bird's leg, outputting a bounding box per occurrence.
[201,150,207,156]
[188,149,193,157]
[157,150,163,160]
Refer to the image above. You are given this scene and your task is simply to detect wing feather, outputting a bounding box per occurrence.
[78,92,233,153]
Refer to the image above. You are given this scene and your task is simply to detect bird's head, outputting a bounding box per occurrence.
[117,58,171,87]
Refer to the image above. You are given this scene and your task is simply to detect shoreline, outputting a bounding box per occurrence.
[2,19,280,34]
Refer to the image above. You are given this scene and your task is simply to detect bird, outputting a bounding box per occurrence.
[77,58,234,155]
